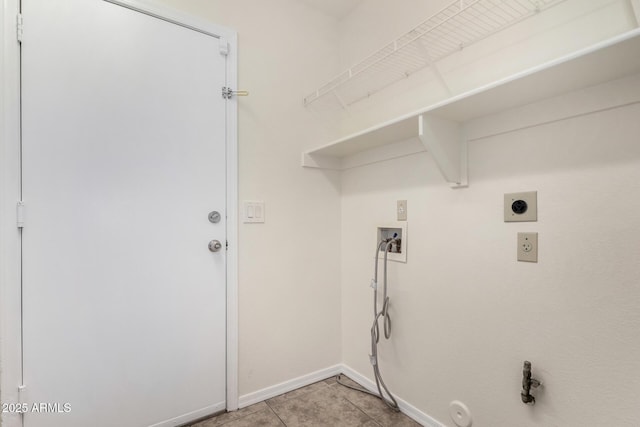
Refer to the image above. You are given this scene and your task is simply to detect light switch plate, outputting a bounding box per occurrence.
[517,232,538,262]
[243,201,265,223]
[504,191,537,222]
[397,200,407,221]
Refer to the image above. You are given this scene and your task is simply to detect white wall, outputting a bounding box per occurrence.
[338,1,640,426]
[341,85,640,427]
[152,3,640,424]
[153,0,343,398]
[3,1,638,425]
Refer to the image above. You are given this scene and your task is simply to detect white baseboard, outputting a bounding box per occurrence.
[238,363,446,427]
[238,364,342,408]
[340,364,446,427]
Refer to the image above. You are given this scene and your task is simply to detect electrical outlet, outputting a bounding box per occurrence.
[505,191,537,222]
[517,232,538,262]
[397,200,407,221]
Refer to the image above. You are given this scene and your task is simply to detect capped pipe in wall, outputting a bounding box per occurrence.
[449,400,472,427]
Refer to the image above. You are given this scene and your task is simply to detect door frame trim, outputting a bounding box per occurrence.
[0,1,240,424]
[0,1,24,426]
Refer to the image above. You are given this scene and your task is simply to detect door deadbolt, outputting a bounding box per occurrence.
[208,211,221,224]
[208,240,223,252]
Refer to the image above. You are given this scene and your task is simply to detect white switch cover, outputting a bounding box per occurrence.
[243,201,265,223]
[517,232,538,262]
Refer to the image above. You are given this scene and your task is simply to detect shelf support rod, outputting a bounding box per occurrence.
[418,114,468,188]
[630,0,640,26]
[416,39,453,96]
[332,90,351,113]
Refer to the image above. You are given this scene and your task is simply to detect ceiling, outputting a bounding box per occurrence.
[297,0,363,19]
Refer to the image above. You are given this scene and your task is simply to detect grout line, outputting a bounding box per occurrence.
[204,374,418,427]
[188,402,268,427]
[334,377,418,427]
[266,380,331,405]
[339,388,384,426]
[214,407,280,427]
[341,392,384,427]
[264,402,287,427]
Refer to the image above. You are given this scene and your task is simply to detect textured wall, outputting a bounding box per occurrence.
[341,95,640,426]
[338,1,640,425]
[143,2,640,425]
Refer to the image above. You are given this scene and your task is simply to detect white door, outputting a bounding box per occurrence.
[21,1,228,426]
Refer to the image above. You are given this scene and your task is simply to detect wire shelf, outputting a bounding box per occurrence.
[304,0,568,108]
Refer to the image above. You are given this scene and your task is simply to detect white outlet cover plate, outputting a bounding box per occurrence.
[504,191,537,222]
[518,232,538,262]
[397,200,407,221]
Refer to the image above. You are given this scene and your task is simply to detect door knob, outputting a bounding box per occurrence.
[208,240,223,252]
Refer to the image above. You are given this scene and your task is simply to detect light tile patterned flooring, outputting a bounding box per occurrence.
[188,375,421,427]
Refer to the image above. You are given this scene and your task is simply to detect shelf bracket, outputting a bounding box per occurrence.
[416,39,452,97]
[418,114,468,188]
[332,90,351,113]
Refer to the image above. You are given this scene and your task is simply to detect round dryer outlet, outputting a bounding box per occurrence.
[449,400,472,427]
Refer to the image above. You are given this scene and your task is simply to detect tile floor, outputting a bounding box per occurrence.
[187,375,421,427]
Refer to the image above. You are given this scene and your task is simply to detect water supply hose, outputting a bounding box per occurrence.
[337,236,400,412]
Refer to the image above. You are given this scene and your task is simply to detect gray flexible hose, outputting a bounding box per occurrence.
[372,239,400,411]
[337,238,400,412]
